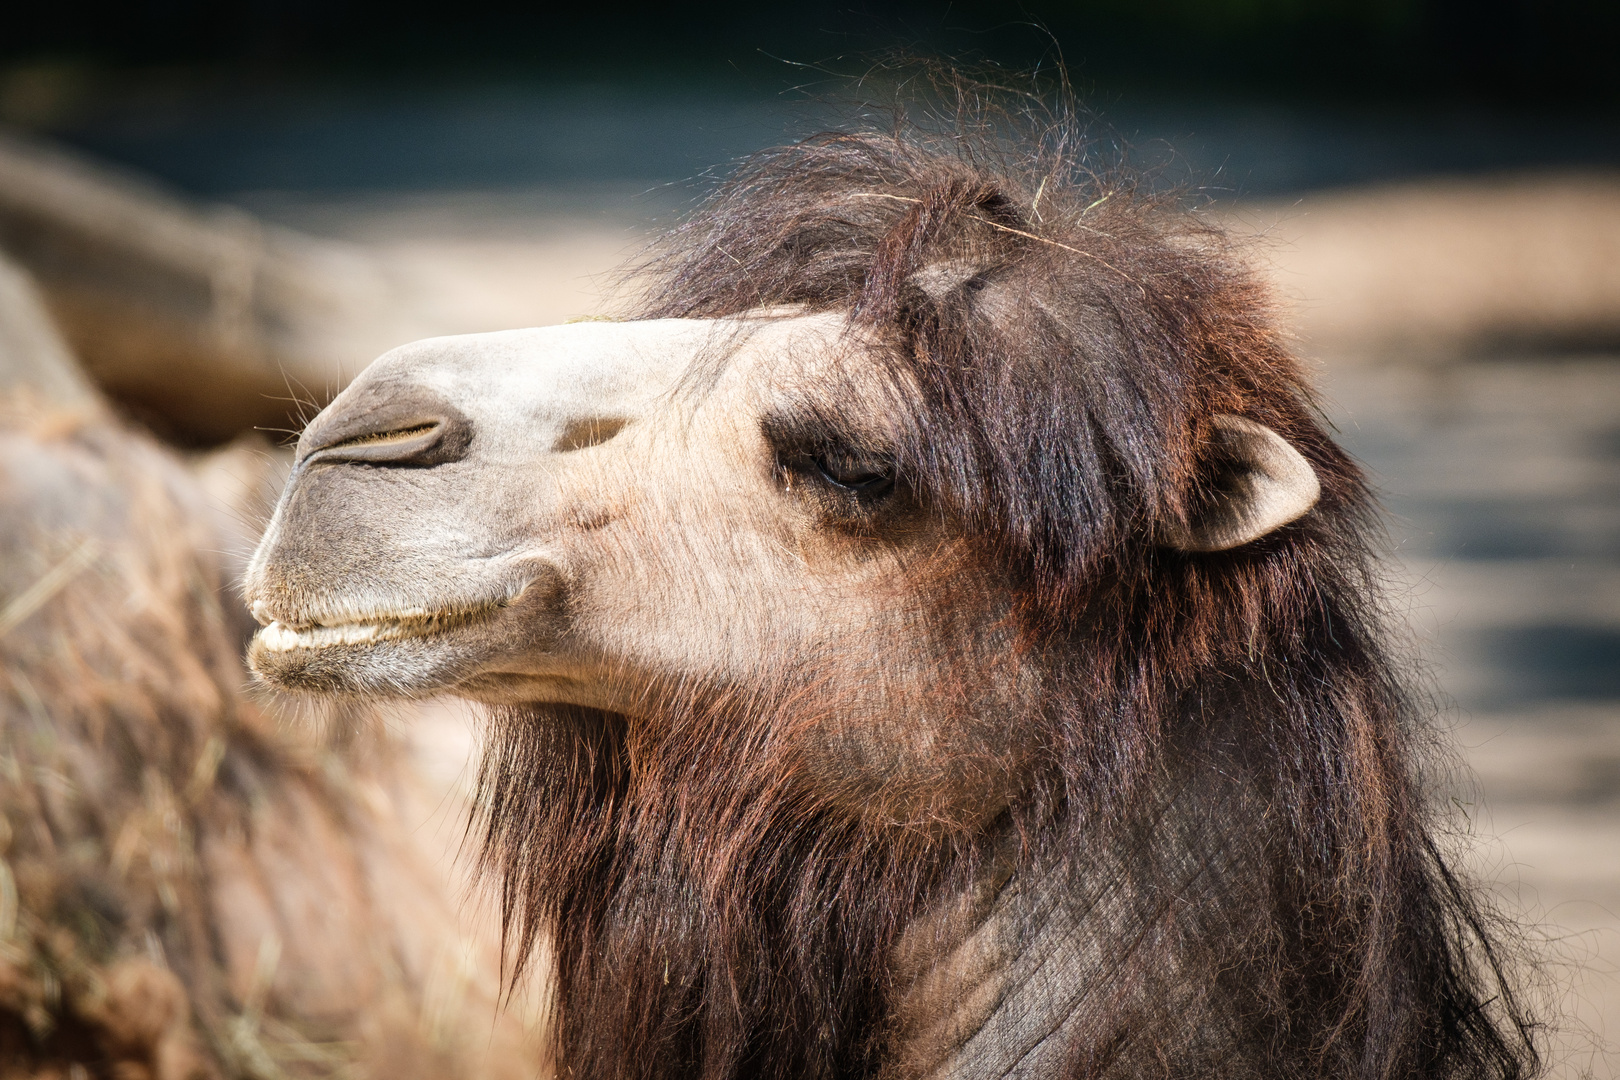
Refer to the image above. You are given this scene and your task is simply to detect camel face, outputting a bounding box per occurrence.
[247,311,1033,824]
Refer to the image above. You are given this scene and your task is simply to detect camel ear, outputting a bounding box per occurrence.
[1162,415,1321,552]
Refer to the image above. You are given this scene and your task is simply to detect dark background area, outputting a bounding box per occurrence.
[2,1,1618,202]
[7,0,1620,102]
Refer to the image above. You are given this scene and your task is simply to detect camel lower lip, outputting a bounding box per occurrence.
[255,608,496,652]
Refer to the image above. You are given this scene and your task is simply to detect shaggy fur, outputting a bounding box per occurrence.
[476,90,1540,1079]
[0,356,542,1076]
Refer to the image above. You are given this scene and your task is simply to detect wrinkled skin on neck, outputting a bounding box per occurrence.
[476,688,1282,1080]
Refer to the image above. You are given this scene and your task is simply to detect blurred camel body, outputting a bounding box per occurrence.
[0,254,544,1078]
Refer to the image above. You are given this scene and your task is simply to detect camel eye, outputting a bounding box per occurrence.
[761,412,897,506]
[809,451,894,496]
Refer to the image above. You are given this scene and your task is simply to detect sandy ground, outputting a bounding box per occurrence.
[250,175,1620,1076]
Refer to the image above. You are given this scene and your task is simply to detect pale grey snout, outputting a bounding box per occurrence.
[242,320,714,696]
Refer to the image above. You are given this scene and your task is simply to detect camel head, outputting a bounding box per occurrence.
[240,124,1532,1080]
[244,306,1317,829]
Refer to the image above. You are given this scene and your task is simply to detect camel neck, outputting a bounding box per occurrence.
[881,782,1237,1080]
[883,834,1101,1080]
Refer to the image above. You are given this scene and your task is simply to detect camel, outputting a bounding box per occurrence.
[246,122,1540,1079]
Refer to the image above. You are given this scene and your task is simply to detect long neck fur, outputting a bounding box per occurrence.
[477,656,1536,1080]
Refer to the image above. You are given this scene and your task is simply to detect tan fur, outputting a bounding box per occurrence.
[0,249,546,1079]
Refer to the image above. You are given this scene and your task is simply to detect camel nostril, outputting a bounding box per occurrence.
[304,420,468,467]
[320,422,438,454]
[297,385,473,469]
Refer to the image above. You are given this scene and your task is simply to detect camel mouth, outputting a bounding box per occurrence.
[254,604,501,653]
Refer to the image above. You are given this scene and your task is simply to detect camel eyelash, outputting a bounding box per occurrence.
[761,412,901,515]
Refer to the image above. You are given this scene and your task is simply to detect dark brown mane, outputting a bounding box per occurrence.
[476,83,1540,1080]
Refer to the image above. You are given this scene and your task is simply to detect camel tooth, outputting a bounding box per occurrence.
[257,619,391,652]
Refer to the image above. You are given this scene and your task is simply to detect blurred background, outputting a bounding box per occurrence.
[1,2,1617,1075]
